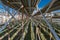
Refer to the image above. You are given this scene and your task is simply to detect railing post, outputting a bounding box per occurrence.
[40,11,60,40]
[22,12,24,33]
[7,25,11,40]
[0,37,1,40]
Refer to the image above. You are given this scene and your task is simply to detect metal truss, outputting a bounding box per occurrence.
[0,0,60,40]
[38,0,60,40]
[0,2,22,32]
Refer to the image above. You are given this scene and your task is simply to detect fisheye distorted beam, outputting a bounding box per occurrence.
[39,0,60,40]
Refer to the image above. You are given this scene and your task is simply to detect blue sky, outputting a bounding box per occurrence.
[0,4,3,8]
[0,0,60,13]
[38,0,51,8]
[0,0,51,8]
[0,0,51,13]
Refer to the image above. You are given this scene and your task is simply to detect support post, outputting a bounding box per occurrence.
[39,10,60,40]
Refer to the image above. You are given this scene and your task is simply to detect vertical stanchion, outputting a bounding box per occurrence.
[50,13,52,40]
[49,27,51,40]
[7,25,11,40]
[8,34,10,40]
[36,26,37,40]
[21,15,23,40]
[51,13,52,23]
[0,37,1,40]
[39,10,60,40]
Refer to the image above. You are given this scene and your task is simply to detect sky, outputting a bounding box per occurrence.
[0,0,51,13]
[0,0,51,8]
[38,0,51,8]
[0,5,3,8]
[0,0,60,13]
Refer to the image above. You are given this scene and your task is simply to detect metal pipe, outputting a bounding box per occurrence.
[39,10,60,40]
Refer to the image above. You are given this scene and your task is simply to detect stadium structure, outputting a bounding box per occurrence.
[0,0,60,40]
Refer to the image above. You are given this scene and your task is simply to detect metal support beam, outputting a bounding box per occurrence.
[25,7,36,9]
[39,10,60,40]
[0,4,17,31]
[34,0,60,40]
[0,2,22,32]
[10,2,22,4]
